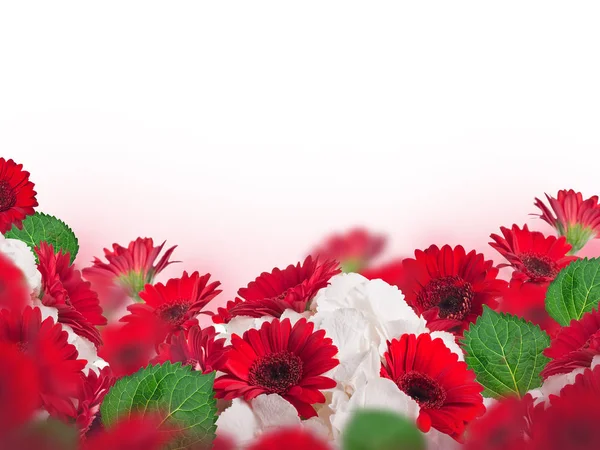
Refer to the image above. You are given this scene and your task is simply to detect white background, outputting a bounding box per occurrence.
[1,2,599,299]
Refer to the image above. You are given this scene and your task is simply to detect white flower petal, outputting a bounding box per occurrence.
[311,273,369,312]
[216,399,259,446]
[332,378,420,438]
[426,428,462,450]
[252,394,301,429]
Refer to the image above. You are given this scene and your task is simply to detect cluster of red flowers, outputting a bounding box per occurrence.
[3,155,600,449]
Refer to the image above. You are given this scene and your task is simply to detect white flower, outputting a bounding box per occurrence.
[330,377,420,441]
[0,235,41,295]
[216,394,329,448]
[311,307,381,394]
[312,273,427,354]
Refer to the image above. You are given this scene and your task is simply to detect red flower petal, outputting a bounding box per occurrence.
[247,427,332,450]
[0,306,86,414]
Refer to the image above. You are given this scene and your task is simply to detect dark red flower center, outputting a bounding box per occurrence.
[185,358,202,371]
[397,370,446,409]
[417,276,473,321]
[0,181,16,212]
[248,351,303,394]
[156,301,190,327]
[272,288,291,303]
[582,331,600,352]
[519,252,558,280]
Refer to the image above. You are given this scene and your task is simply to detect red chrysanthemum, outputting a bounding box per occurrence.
[82,237,177,305]
[490,224,576,283]
[36,242,106,346]
[0,342,39,436]
[247,427,332,450]
[0,251,30,312]
[464,395,536,450]
[0,306,86,414]
[500,279,561,336]
[396,245,506,334]
[381,333,484,440]
[121,271,221,343]
[0,158,37,233]
[214,318,339,418]
[528,366,600,450]
[98,322,161,378]
[535,189,600,254]
[214,256,340,324]
[541,309,600,379]
[311,228,386,273]
[82,414,178,450]
[153,325,227,374]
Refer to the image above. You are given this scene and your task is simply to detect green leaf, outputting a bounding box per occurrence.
[462,307,550,399]
[101,363,217,449]
[5,212,79,264]
[342,409,425,450]
[545,258,600,326]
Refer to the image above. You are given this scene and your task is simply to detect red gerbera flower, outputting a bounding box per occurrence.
[0,306,86,414]
[98,322,161,378]
[490,224,576,283]
[396,245,506,334]
[36,242,106,347]
[0,342,39,436]
[214,318,339,418]
[0,252,30,312]
[153,325,227,374]
[247,427,332,450]
[541,309,600,379]
[214,256,340,324]
[121,271,221,343]
[464,395,535,450]
[535,189,600,254]
[381,333,484,440]
[48,366,115,438]
[528,367,600,450]
[311,228,386,273]
[82,414,178,450]
[500,279,561,336]
[0,158,37,233]
[82,237,177,305]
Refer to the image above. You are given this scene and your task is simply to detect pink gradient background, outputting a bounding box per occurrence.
[2,2,600,307]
